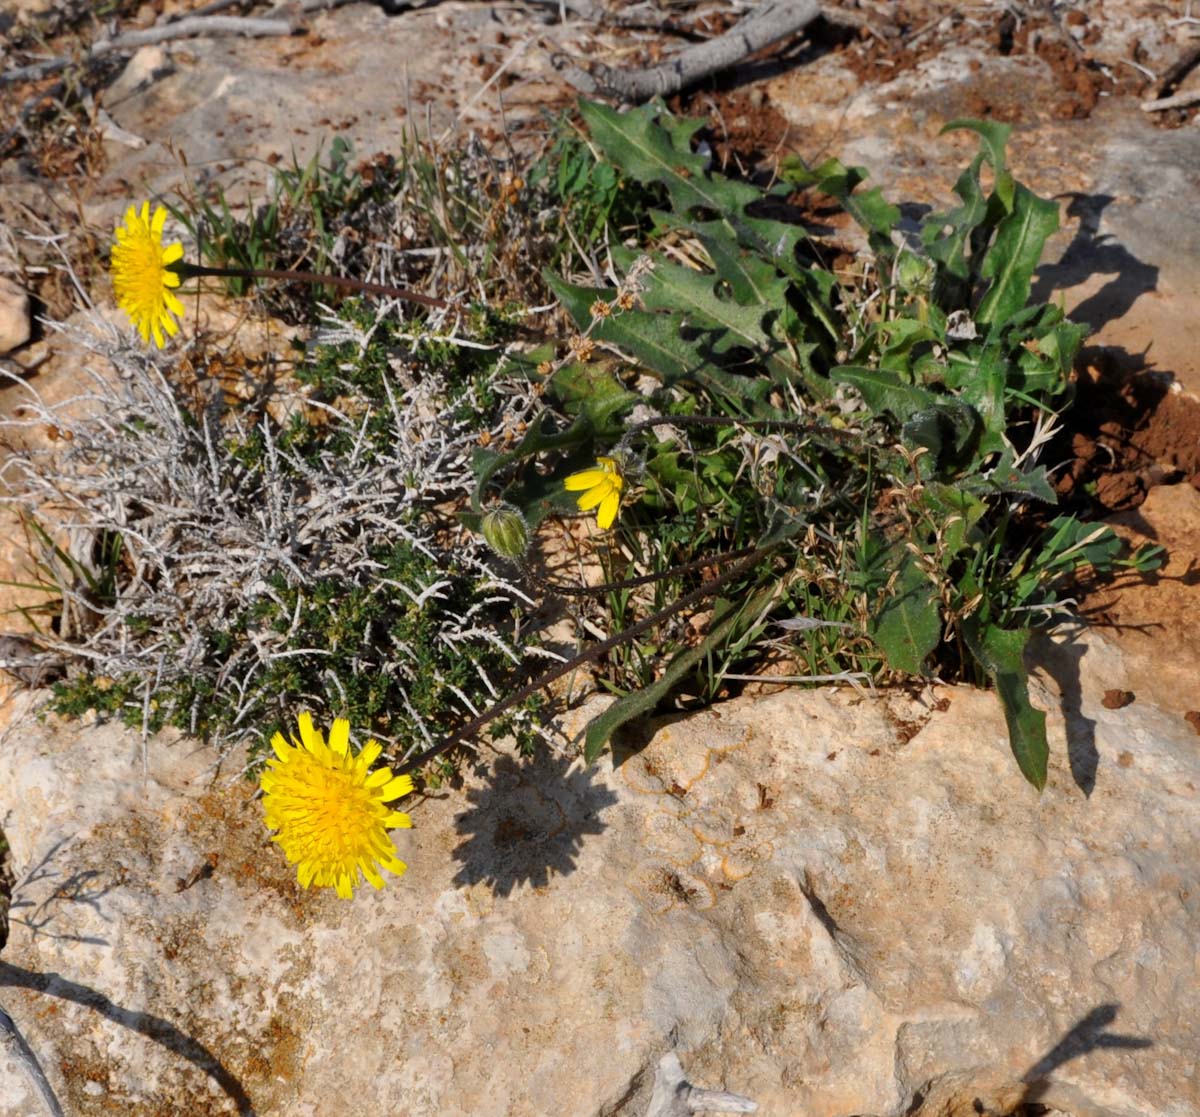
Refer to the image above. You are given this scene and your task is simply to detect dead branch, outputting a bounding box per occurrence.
[1140,86,1200,112]
[0,636,66,688]
[0,15,296,86]
[0,1004,66,1117]
[557,0,821,100]
[1151,43,1200,99]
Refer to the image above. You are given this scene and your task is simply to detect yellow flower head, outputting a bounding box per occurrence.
[260,713,414,899]
[564,455,624,530]
[110,201,186,348]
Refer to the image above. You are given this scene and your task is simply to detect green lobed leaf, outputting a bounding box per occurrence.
[953,347,1009,453]
[546,269,777,411]
[922,153,988,286]
[779,154,899,253]
[940,119,1012,178]
[579,101,821,290]
[876,318,941,377]
[550,361,639,435]
[611,244,781,356]
[546,270,702,384]
[869,553,941,674]
[961,618,1048,789]
[831,366,940,422]
[964,448,1058,503]
[976,184,1060,327]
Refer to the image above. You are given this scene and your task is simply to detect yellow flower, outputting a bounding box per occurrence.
[110,201,186,348]
[260,713,413,899]
[564,455,624,530]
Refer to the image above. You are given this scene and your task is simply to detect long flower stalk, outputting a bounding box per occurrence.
[171,261,451,310]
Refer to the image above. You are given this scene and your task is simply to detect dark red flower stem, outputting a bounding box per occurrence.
[172,262,451,311]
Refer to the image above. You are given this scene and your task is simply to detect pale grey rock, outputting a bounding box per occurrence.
[0,619,1196,1117]
[0,279,30,356]
[644,1052,757,1116]
[104,46,176,110]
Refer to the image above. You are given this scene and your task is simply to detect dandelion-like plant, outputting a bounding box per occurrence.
[110,197,452,348]
[564,456,624,530]
[261,713,414,899]
[110,202,186,348]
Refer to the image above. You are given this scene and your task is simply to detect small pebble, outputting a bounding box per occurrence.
[1102,689,1135,710]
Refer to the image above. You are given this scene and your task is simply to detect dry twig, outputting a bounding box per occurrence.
[1150,43,1200,99]
[556,0,821,100]
[1,15,296,86]
[1140,86,1200,111]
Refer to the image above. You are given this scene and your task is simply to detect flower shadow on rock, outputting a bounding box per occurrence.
[451,751,618,897]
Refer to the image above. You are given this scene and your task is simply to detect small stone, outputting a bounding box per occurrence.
[0,277,30,355]
[107,46,175,104]
[1102,688,1136,709]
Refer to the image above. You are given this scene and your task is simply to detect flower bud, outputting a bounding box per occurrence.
[481,504,530,560]
[896,252,934,294]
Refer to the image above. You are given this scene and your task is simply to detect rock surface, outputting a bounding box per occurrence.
[1087,483,1200,716]
[1,622,1197,1117]
[0,279,30,357]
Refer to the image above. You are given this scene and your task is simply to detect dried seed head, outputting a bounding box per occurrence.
[569,335,596,362]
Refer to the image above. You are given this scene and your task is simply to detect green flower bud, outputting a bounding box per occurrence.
[481,504,530,560]
[896,251,934,294]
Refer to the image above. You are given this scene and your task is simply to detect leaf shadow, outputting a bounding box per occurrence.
[1028,627,1098,797]
[1031,193,1159,332]
[1021,1003,1152,1106]
[7,836,117,947]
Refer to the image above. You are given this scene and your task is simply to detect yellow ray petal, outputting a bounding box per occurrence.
[596,489,621,530]
[564,469,607,491]
[328,718,351,756]
[297,711,321,751]
[575,483,612,512]
[379,774,414,800]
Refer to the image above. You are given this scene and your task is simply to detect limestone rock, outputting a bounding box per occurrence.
[0,623,1196,1117]
[0,278,29,356]
[1093,482,1200,714]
